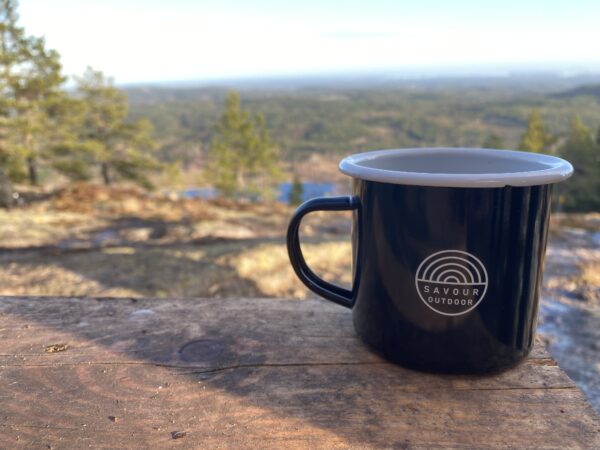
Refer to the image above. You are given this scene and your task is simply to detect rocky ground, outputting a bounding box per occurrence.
[539,214,600,413]
[0,183,598,411]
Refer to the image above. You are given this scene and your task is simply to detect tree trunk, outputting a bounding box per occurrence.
[101,162,111,185]
[0,168,14,209]
[236,169,245,191]
[27,157,38,185]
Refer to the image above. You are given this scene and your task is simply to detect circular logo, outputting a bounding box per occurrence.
[415,250,488,316]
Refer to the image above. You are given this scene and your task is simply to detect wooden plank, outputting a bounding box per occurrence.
[0,296,598,449]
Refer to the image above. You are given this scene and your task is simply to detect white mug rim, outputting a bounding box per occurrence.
[338,147,573,188]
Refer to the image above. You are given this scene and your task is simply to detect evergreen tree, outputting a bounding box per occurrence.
[518,109,555,153]
[558,116,600,212]
[482,133,505,149]
[288,173,304,205]
[74,68,161,188]
[0,0,68,185]
[208,91,280,198]
[15,36,66,185]
[47,95,91,181]
[0,0,24,191]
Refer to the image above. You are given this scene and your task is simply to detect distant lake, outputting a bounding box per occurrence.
[181,187,219,200]
[178,182,342,203]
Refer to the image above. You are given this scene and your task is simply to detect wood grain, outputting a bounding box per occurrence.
[0,296,598,449]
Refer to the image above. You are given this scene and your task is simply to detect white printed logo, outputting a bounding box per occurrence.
[415,250,488,316]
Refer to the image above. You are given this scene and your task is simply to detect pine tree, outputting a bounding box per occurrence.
[0,0,24,191]
[558,116,600,212]
[288,173,304,205]
[0,0,68,185]
[518,109,555,153]
[482,133,505,149]
[208,91,280,198]
[1,1,31,184]
[47,95,91,181]
[74,68,162,188]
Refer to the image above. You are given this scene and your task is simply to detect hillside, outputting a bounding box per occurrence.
[553,84,600,100]
[125,77,600,169]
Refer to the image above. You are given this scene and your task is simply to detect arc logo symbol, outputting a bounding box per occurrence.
[415,250,488,316]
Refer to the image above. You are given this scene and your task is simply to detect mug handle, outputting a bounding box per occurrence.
[286,195,360,309]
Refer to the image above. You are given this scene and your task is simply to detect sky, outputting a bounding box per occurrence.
[18,0,600,84]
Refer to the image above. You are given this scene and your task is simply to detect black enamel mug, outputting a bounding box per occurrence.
[287,148,573,373]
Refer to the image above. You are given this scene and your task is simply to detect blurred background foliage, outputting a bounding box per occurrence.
[1,0,600,211]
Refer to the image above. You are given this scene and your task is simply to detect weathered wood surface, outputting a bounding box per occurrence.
[0,296,598,449]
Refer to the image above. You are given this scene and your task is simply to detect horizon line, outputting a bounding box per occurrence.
[114,66,600,89]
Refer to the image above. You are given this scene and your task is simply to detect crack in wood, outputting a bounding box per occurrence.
[0,423,85,432]
[173,361,394,374]
[0,360,387,369]
[0,423,160,435]
[451,385,576,392]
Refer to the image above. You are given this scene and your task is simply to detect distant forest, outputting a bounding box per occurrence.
[126,81,600,166]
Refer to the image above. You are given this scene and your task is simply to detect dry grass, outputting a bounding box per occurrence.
[0,183,597,303]
[231,241,352,298]
[0,183,355,299]
[0,209,106,248]
[551,213,600,232]
[0,239,353,299]
[581,262,600,286]
[578,262,600,303]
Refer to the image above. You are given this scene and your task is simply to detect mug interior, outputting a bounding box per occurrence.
[339,148,573,188]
